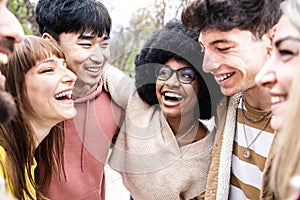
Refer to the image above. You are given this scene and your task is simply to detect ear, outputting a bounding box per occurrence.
[267,24,277,46]
[42,33,58,43]
[264,24,278,54]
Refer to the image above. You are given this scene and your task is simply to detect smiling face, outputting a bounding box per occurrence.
[256,15,300,131]
[156,58,199,120]
[0,0,25,122]
[0,0,24,64]
[57,32,110,95]
[199,28,271,96]
[25,56,77,125]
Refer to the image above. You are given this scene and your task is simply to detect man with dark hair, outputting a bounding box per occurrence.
[182,0,281,199]
[35,0,123,199]
[0,0,24,123]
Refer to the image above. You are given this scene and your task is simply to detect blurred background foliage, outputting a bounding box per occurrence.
[8,0,38,35]
[8,0,190,76]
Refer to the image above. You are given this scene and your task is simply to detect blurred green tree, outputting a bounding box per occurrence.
[8,0,39,35]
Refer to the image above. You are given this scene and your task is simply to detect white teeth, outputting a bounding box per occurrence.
[270,96,285,104]
[215,73,233,81]
[87,67,100,72]
[0,53,8,65]
[164,92,183,99]
[55,90,72,99]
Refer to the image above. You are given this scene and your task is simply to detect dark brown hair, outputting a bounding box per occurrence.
[182,0,282,39]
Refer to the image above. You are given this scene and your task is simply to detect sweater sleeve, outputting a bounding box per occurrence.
[102,64,135,109]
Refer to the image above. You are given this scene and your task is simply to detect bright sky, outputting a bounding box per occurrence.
[29,0,155,29]
[30,0,179,31]
[102,0,155,29]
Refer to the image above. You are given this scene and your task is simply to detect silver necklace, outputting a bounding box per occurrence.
[176,120,198,141]
[241,107,272,159]
[241,96,272,123]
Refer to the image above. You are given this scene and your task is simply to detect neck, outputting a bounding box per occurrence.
[167,115,198,136]
[72,80,93,97]
[29,119,54,148]
[244,86,271,111]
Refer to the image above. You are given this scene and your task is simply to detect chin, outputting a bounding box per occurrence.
[220,87,235,97]
[163,112,182,119]
[63,108,77,119]
[270,116,282,132]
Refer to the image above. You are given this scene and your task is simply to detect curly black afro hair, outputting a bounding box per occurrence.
[134,19,217,120]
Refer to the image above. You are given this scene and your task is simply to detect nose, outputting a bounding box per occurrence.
[90,46,109,64]
[164,71,180,88]
[255,55,276,89]
[61,67,77,84]
[0,8,25,43]
[202,52,221,73]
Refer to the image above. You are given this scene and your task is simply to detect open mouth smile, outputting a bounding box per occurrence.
[86,67,101,73]
[215,72,235,82]
[163,92,183,102]
[55,90,73,100]
[270,96,286,105]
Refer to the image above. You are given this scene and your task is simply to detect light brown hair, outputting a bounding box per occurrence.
[0,35,66,200]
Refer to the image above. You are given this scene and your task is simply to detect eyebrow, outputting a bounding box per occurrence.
[209,39,236,46]
[78,33,110,40]
[36,58,62,67]
[78,34,95,40]
[39,59,55,64]
[275,36,300,47]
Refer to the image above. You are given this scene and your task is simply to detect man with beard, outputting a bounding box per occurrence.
[0,0,24,122]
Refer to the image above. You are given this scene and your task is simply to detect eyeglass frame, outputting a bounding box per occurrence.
[154,64,197,84]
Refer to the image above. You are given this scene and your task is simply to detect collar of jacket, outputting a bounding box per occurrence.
[216,92,242,200]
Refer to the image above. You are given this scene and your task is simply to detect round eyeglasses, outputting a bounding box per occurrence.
[155,64,196,84]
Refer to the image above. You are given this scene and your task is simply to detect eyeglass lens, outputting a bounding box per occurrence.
[155,65,195,84]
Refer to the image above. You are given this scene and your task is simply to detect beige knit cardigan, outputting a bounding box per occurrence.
[103,64,215,200]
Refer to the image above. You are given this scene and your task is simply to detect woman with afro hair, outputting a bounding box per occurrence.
[103,19,221,199]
